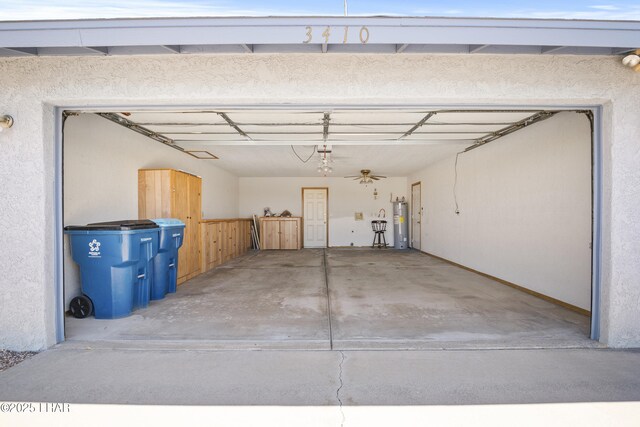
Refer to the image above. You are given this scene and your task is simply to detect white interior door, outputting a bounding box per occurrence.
[411,182,422,250]
[303,188,328,248]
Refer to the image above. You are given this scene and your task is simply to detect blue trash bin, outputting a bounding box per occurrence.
[65,220,159,319]
[151,219,186,299]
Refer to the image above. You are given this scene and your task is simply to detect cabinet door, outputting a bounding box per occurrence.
[261,220,280,249]
[174,171,190,280]
[280,220,299,250]
[138,169,172,218]
[187,175,202,276]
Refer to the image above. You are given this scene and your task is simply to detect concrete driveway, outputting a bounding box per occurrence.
[1,345,639,406]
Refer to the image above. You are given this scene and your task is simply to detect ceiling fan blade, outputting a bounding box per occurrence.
[371,177,380,180]
[372,175,387,179]
[343,175,360,178]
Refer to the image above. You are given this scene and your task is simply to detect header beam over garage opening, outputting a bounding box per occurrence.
[0,16,638,57]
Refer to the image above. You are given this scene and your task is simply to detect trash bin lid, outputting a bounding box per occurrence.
[65,219,159,231]
[152,218,185,227]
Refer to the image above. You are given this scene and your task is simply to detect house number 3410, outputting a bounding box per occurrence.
[303,26,370,44]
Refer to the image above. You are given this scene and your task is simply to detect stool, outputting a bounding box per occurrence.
[371,220,387,249]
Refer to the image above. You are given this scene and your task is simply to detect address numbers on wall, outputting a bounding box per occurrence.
[303,26,370,44]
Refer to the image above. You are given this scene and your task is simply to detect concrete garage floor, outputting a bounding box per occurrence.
[65,249,593,350]
[5,250,636,413]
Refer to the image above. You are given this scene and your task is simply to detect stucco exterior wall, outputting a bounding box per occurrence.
[0,53,638,350]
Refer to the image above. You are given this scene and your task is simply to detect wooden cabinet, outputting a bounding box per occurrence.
[138,169,202,284]
[259,217,302,250]
[201,219,253,273]
[202,221,222,271]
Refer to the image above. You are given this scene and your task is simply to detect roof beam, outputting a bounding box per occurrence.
[469,44,490,53]
[1,17,638,54]
[612,47,637,55]
[160,45,181,53]
[3,47,37,55]
[84,46,109,55]
[541,46,567,54]
[396,43,409,53]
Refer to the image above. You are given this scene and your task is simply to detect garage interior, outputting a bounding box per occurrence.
[62,108,595,350]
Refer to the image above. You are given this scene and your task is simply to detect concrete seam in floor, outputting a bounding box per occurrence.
[323,248,334,350]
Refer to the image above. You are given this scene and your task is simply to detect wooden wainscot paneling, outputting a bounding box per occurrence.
[200,219,254,273]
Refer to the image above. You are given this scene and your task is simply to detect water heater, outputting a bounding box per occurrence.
[393,200,409,249]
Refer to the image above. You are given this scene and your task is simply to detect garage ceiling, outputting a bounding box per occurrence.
[89,108,557,177]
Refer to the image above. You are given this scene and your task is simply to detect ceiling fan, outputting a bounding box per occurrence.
[344,169,387,184]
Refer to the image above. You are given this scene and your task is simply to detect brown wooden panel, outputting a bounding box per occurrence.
[280,219,300,250]
[187,175,202,276]
[215,223,223,266]
[138,171,147,219]
[200,223,209,273]
[220,222,231,262]
[138,169,172,219]
[160,170,172,217]
[139,168,203,284]
[260,219,280,250]
[174,171,190,280]
[233,221,240,258]
[153,170,163,216]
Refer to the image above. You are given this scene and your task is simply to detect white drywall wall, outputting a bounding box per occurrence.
[63,113,239,308]
[239,177,407,247]
[0,53,639,349]
[409,112,592,310]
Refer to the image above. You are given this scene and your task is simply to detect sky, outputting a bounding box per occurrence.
[0,0,639,21]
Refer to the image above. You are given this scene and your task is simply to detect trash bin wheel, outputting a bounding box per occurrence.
[69,295,93,319]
